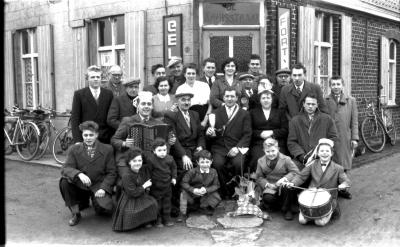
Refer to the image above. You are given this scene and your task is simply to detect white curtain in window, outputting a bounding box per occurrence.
[125,11,145,90]
[380,36,390,104]
[298,5,315,83]
[37,25,54,108]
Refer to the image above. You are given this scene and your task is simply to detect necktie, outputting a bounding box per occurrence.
[207,77,212,87]
[296,87,302,96]
[183,111,190,128]
[94,90,99,103]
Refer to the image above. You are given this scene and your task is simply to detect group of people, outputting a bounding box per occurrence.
[60,54,359,231]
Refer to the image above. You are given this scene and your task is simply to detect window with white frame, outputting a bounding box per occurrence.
[20,28,39,108]
[97,15,125,83]
[313,12,333,96]
[381,37,398,106]
[388,40,397,105]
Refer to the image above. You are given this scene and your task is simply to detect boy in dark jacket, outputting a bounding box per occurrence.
[177,150,221,222]
[147,138,177,227]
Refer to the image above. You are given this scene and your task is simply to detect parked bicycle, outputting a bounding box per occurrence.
[52,114,73,164]
[4,107,41,160]
[360,96,397,153]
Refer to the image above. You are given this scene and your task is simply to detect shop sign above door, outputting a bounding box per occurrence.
[163,14,183,66]
[203,2,259,25]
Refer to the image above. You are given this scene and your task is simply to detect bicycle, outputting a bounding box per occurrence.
[360,96,397,153]
[52,115,73,164]
[4,107,41,160]
[30,107,59,160]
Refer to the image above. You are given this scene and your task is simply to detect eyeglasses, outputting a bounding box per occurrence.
[277,74,289,79]
[111,74,122,77]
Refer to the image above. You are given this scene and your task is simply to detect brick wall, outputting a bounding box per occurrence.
[351,14,400,139]
[265,0,304,77]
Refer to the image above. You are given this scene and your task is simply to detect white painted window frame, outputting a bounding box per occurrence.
[20,28,39,109]
[97,16,125,67]
[313,13,333,95]
[388,39,397,105]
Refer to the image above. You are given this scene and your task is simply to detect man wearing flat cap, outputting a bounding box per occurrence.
[104,65,125,97]
[71,65,114,144]
[164,86,206,211]
[111,91,175,167]
[272,68,291,97]
[167,56,185,94]
[107,78,140,130]
[238,73,258,110]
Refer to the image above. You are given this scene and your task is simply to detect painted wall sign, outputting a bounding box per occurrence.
[203,2,259,25]
[163,14,183,66]
[278,8,290,69]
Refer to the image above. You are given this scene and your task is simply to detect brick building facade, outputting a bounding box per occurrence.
[4,0,400,140]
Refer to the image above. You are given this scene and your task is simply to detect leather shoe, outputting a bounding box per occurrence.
[68,213,81,226]
[339,190,352,199]
[284,211,294,221]
[176,212,187,222]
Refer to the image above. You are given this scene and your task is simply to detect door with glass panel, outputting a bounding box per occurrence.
[202,30,260,74]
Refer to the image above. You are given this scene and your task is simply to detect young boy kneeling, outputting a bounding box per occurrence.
[285,138,351,226]
[177,150,221,222]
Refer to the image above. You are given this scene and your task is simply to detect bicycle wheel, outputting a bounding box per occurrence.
[361,116,386,153]
[35,122,50,159]
[52,127,73,164]
[15,122,40,160]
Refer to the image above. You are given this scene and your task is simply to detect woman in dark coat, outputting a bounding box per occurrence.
[249,89,289,172]
[112,149,158,231]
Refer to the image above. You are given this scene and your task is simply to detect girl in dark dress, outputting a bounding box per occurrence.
[112,149,158,231]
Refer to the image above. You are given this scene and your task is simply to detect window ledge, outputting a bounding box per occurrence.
[384,104,399,109]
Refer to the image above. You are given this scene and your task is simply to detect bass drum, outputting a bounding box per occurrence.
[298,188,332,219]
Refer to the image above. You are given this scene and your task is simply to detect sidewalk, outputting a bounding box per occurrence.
[5,142,400,169]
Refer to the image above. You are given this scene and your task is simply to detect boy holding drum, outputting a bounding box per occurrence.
[285,138,351,226]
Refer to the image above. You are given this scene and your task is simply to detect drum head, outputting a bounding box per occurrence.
[298,188,331,207]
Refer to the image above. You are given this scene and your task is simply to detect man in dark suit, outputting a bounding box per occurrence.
[206,87,252,198]
[279,63,328,120]
[198,57,217,89]
[59,121,116,226]
[71,65,114,144]
[107,78,139,130]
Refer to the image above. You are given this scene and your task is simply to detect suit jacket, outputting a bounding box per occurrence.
[61,140,117,194]
[181,167,220,195]
[279,81,328,119]
[326,93,359,170]
[71,87,114,143]
[255,153,299,189]
[110,114,168,166]
[210,78,243,108]
[250,107,288,149]
[107,92,137,130]
[291,159,351,200]
[164,110,206,158]
[287,110,338,159]
[209,105,252,155]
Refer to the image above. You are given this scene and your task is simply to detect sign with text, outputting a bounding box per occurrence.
[278,8,290,69]
[163,14,183,66]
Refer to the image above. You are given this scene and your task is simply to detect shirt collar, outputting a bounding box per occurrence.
[200,168,210,174]
[157,93,170,102]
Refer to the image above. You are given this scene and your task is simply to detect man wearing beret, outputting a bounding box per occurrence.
[167,56,185,94]
[107,78,140,130]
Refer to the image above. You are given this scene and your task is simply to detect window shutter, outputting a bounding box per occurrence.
[88,21,98,66]
[12,31,23,107]
[125,11,145,90]
[72,26,89,90]
[341,15,352,95]
[380,36,390,104]
[5,31,15,108]
[298,6,315,83]
[37,25,55,109]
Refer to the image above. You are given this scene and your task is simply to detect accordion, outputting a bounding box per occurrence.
[128,123,170,152]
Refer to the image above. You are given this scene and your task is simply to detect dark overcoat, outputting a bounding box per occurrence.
[107,92,137,130]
